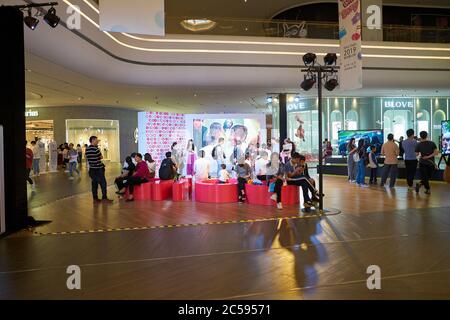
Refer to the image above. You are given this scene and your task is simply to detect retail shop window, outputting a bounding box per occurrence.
[384,110,413,141]
[346,110,358,130]
[66,119,120,163]
[330,110,343,144]
[416,110,430,135]
[289,110,319,161]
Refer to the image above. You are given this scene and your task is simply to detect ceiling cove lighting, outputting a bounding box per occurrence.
[69,0,450,59]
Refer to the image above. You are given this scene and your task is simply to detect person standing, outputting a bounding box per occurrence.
[380,133,400,188]
[25,141,35,189]
[355,139,368,187]
[402,129,418,189]
[398,136,405,159]
[186,139,197,176]
[31,140,40,176]
[415,131,439,194]
[194,150,210,181]
[346,138,357,182]
[85,136,113,203]
[68,143,80,179]
[368,145,379,185]
[212,137,226,178]
[76,144,83,166]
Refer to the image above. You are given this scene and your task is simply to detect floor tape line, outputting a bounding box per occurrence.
[31,210,340,236]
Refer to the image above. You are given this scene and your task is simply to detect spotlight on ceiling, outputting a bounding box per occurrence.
[324,78,339,91]
[44,7,60,28]
[266,96,273,104]
[302,53,317,66]
[300,75,316,91]
[323,53,337,66]
[23,9,39,30]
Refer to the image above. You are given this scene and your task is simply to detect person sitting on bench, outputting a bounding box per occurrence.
[118,153,151,202]
[285,152,320,209]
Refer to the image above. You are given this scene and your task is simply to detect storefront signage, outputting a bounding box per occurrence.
[338,0,363,90]
[287,102,306,112]
[25,110,39,117]
[383,100,414,109]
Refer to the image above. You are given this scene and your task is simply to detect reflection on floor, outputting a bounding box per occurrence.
[1,169,449,299]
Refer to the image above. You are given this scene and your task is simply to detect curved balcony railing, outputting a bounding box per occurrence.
[167,16,450,43]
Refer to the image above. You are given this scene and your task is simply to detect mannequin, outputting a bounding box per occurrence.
[37,138,46,174]
[48,139,58,172]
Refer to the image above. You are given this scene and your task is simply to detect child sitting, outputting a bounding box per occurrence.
[218,164,230,184]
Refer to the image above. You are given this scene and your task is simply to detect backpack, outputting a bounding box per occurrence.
[158,159,174,180]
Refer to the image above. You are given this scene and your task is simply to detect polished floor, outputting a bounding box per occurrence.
[1,166,450,299]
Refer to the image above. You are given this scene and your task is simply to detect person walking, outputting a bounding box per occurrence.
[415,131,439,194]
[85,136,113,203]
[402,129,418,189]
[380,133,400,188]
[31,140,40,176]
[355,139,368,187]
[25,141,35,190]
[68,143,80,179]
[346,138,357,182]
[76,144,83,166]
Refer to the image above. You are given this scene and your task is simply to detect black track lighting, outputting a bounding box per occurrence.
[323,53,337,66]
[44,7,60,28]
[324,78,339,91]
[23,8,39,30]
[302,53,317,66]
[300,74,316,91]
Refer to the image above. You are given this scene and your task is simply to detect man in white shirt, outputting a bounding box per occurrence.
[254,151,269,181]
[194,150,210,181]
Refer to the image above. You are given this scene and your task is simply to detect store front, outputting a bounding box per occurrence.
[25,106,138,162]
[270,95,449,160]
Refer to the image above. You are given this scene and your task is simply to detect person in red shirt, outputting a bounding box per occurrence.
[119,153,151,202]
[25,141,35,189]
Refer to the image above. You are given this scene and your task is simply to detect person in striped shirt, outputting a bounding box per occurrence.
[86,136,113,203]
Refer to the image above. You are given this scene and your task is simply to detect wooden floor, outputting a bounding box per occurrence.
[1,170,450,299]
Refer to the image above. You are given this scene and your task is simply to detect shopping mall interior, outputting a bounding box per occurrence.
[1,0,450,302]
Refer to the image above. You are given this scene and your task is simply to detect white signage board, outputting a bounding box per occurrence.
[99,0,165,36]
[339,0,363,90]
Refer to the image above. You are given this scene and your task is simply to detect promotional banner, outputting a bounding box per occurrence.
[338,0,363,90]
[99,0,165,36]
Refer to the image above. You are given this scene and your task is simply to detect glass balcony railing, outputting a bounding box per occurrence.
[166,16,450,44]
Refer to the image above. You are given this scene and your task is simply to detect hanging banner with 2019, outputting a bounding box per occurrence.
[339,0,363,90]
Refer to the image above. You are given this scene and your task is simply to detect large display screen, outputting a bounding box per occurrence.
[338,130,383,155]
[193,118,263,160]
[442,121,450,155]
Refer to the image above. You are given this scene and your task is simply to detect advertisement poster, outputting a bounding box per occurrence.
[442,121,450,155]
[338,0,363,90]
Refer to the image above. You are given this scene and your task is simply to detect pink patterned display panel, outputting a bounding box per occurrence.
[142,112,186,167]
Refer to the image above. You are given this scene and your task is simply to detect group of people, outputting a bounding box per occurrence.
[346,129,439,194]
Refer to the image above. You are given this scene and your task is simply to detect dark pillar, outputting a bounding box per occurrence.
[279,93,287,144]
[0,6,28,233]
[317,69,324,212]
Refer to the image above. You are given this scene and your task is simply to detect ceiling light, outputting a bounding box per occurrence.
[324,78,339,91]
[302,53,317,66]
[288,96,294,103]
[23,9,39,30]
[323,53,337,66]
[300,75,316,91]
[44,7,60,28]
[180,19,217,32]
[266,96,273,104]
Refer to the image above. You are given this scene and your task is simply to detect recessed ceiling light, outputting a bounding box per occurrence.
[180,19,217,32]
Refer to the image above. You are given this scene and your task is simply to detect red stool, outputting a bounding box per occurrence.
[152,180,173,201]
[195,179,238,203]
[173,179,189,201]
[133,182,153,201]
[245,183,299,206]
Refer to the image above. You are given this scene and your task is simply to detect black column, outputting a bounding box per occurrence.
[0,6,28,233]
[279,93,287,144]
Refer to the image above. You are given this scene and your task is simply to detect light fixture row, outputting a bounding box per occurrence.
[22,6,60,30]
